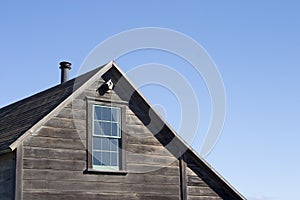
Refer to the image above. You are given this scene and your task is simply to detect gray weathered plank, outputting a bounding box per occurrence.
[23,191,179,200]
[54,107,86,120]
[23,179,180,195]
[127,153,177,165]
[23,136,85,150]
[36,126,86,140]
[188,186,220,196]
[23,158,86,171]
[44,117,86,130]
[23,169,179,184]
[126,143,171,155]
[23,146,86,161]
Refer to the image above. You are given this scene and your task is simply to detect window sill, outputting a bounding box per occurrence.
[84,168,128,175]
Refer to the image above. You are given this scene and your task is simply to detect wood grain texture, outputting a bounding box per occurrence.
[15,145,23,200]
[21,75,182,200]
[180,156,187,200]
[23,191,180,200]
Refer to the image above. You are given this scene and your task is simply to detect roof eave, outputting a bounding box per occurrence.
[0,148,12,155]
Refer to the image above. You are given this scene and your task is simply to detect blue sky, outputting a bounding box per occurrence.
[1,1,299,199]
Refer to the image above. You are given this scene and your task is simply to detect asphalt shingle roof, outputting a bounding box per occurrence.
[0,66,102,151]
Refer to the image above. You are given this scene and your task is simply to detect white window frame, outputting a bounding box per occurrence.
[92,105,122,171]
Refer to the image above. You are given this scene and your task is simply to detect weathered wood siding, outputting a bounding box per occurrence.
[0,152,15,200]
[20,69,235,199]
[186,167,222,200]
[22,77,181,200]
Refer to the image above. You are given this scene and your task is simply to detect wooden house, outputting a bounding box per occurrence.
[0,61,245,200]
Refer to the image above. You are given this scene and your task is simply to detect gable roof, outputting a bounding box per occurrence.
[0,61,245,199]
[0,65,105,152]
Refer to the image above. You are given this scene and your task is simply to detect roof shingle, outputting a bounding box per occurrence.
[0,66,103,151]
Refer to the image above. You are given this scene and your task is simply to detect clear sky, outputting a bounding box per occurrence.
[1,1,299,199]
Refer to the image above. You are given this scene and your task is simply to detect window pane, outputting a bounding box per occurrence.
[93,151,101,166]
[110,139,118,151]
[101,152,110,166]
[111,108,120,122]
[111,152,118,166]
[101,138,109,151]
[92,105,121,170]
[94,106,102,120]
[101,122,111,136]
[93,121,102,135]
[101,107,111,121]
[93,137,101,150]
[111,123,120,137]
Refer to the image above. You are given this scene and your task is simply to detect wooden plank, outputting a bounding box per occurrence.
[44,117,86,130]
[85,89,122,101]
[126,143,171,156]
[23,191,136,200]
[121,105,127,171]
[145,165,180,176]
[54,107,86,120]
[36,126,86,140]
[187,196,222,200]
[126,114,144,125]
[15,144,23,200]
[126,124,152,134]
[23,158,86,171]
[187,175,208,187]
[127,153,177,165]
[126,135,161,146]
[23,191,179,200]
[76,89,123,102]
[88,79,105,88]
[64,99,85,110]
[127,163,179,175]
[23,146,86,161]
[23,136,85,150]
[23,180,180,195]
[179,157,187,200]
[187,186,220,197]
[23,169,179,184]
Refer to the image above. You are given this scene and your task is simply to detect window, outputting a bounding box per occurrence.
[92,105,121,171]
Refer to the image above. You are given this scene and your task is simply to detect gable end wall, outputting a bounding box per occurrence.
[21,75,182,200]
[15,67,235,200]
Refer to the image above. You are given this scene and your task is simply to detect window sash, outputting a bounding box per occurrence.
[93,105,121,138]
[92,105,121,170]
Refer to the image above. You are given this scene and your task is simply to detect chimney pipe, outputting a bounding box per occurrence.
[59,61,72,83]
